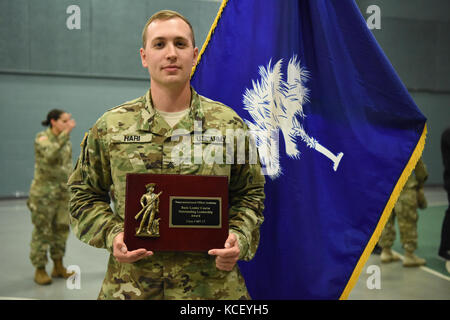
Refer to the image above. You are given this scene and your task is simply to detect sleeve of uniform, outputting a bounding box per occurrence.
[228,128,265,262]
[68,117,123,253]
[35,131,70,162]
[414,157,428,187]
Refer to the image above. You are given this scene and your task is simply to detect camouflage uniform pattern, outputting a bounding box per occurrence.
[68,88,265,300]
[27,128,72,268]
[379,158,428,252]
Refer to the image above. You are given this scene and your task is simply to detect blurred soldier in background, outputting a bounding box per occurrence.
[379,157,428,267]
[27,109,76,285]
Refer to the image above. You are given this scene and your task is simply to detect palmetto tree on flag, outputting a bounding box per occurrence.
[243,55,344,179]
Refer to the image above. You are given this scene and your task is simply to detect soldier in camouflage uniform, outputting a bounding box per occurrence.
[68,10,265,299]
[28,109,76,285]
[379,158,428,267]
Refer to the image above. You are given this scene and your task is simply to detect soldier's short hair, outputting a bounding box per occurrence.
[145,183,156,189]
[141,10,196,49]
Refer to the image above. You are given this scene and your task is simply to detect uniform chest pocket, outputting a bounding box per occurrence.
[109,141,163,174]
[183,141,231,177]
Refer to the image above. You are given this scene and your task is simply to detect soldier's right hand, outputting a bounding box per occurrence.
[64,116,76,134]
[113,232,153,263]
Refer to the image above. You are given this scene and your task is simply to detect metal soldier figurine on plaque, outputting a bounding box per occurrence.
[135,183,162,237]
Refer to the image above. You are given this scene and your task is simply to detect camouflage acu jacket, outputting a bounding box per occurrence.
[68,88,265,261]
[30,128,72,194]
[404,157,428,189]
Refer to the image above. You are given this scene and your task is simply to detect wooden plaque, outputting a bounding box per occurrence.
[124,173,228,252]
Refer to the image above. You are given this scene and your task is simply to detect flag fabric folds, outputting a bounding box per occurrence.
[191,0,426,299]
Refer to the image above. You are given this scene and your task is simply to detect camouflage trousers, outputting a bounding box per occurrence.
[98,252,251,300]
[27,191,70,268]
[379,188,418,252]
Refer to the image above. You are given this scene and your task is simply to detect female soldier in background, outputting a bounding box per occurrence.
[27,109,76,285]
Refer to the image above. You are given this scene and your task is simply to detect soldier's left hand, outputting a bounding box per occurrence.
[208,233,240,271]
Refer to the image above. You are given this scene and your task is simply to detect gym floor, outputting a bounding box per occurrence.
[0,187,448,300]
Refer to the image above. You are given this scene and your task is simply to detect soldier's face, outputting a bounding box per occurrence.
[51,113,71,135]
[140,18,198,88]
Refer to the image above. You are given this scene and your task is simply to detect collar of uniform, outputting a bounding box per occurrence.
[188,88,206,132]
[46,127,57,140]
[138,87,206,135]
[136,90,153,132]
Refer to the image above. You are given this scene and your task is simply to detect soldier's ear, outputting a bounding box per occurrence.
[140,48,148,68]
[192,47,199,66]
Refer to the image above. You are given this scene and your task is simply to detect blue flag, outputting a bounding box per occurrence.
[191,0,426,299]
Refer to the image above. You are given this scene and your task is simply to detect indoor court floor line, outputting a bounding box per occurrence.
[0,187,448,300]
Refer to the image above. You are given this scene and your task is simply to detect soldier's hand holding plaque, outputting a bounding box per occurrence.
[208,232,240,271]
[112,232,153,263]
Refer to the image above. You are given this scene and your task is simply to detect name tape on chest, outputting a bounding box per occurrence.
[111,135,153,143]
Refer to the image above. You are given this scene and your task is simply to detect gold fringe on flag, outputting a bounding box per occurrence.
[340,123,427,300]
[190,0,229,78]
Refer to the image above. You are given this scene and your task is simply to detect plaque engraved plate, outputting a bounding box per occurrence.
[169,197,222,228]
